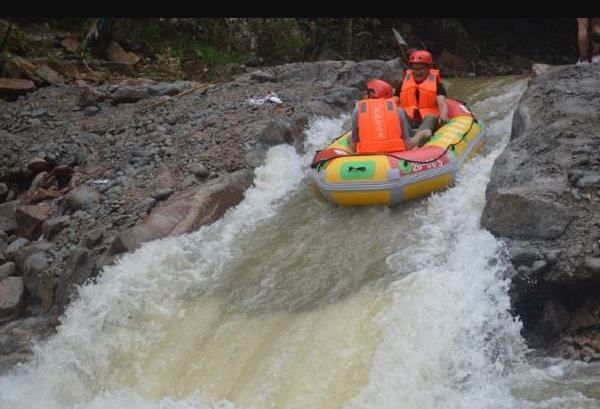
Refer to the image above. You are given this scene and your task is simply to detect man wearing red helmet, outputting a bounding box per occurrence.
[395,50,449,144]
[350,79,431,152]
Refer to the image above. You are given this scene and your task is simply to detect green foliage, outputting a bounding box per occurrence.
[197,45,245,65]
[249,18,308,63]
[1,21,31,55]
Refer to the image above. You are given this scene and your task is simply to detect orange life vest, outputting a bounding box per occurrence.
[399,68,441,121]
[356,98,406,154]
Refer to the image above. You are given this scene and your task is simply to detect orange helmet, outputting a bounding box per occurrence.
[366,79,393,99]
[409,50,433,65]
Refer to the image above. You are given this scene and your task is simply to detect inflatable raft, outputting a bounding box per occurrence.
[310,99,485,206]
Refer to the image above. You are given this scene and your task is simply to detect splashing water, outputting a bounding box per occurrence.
[1,76,598,409]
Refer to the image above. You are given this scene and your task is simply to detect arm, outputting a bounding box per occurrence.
[437,95,449,124]
[350,107,359,151]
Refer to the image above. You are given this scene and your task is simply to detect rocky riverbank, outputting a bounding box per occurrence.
[0,53,406,372]
[482,63,600,361]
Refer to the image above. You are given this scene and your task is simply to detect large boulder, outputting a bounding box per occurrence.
[481,64,600,351]
[55,248,95,313]
[103,170,253,260]
[0,277,24,321]
[15,203,53,240]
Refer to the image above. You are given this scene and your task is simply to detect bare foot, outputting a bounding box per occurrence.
[414,130,432,146]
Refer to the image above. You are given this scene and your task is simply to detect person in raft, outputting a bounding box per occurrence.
[395,49,449,144]
[350,79,429,154]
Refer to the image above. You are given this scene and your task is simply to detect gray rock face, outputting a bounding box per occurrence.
[260,117,293,146]
[481,64,600,351]
[482,190,573,239]
[55,248,95,313]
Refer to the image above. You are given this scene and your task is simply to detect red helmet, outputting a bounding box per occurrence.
[409,50,433,65]
[366,79,393,99]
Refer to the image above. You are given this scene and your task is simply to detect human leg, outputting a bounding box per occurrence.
[591,18,600,62]
[397,108,414,143]
[577,18,590,64]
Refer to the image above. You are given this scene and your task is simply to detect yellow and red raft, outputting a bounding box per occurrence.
[310,99,486,206]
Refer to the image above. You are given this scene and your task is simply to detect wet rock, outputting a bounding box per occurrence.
[104,224,163,258]
[482,190,572,240]
[304,99,338,118]
[507,243,543,267]
[149,170,253,237]
[0,277,24,321]
[41,216,70,240]
[15,203,53,240]
[484,64,600,351]
[65,187,102,211]
[0,316,49,373]
[55,248,95,313]
[0,183,7,197]
[104,170,252,260]
[530,300,570,347]
[260,117,293,146]
[568,300,600,333]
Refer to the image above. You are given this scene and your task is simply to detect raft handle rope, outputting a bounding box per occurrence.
[312,100,479,168]
[387,99,479,165]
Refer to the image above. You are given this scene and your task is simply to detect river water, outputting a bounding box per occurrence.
[1,76,599,409]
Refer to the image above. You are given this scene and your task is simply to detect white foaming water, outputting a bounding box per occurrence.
[0,116,347,409]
